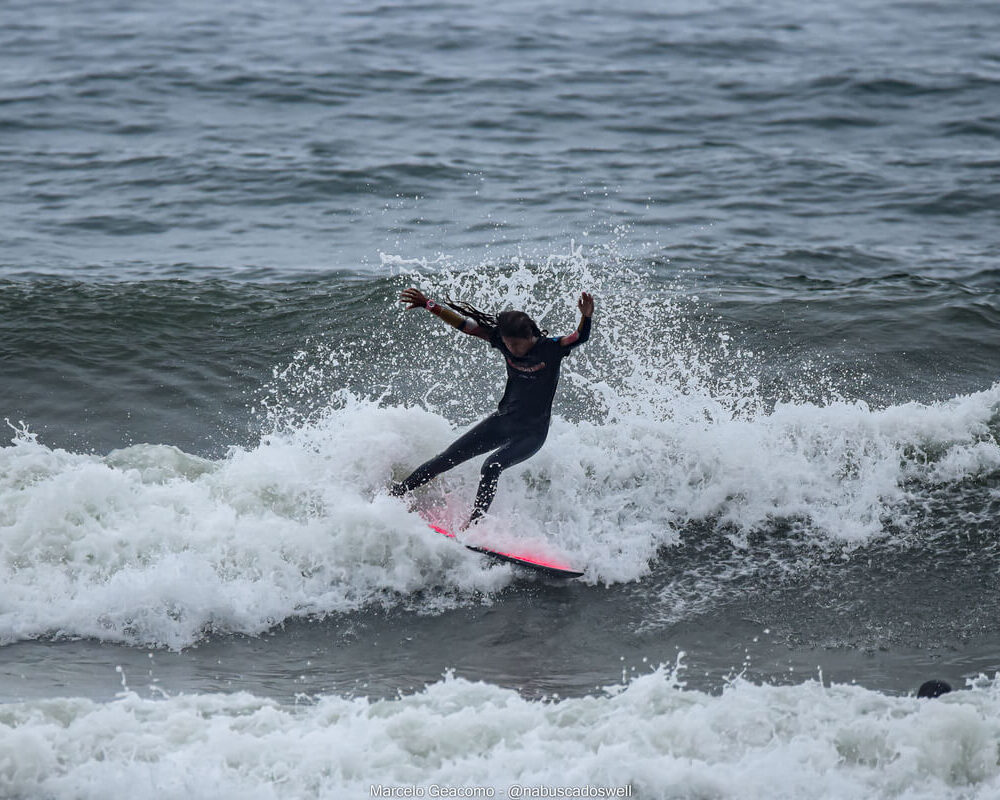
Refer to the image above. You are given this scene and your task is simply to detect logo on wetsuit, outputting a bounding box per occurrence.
[505,356,546,373]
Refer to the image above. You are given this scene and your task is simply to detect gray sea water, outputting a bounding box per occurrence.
[2,1,1000,797]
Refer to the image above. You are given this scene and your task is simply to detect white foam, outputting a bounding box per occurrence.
[0,409,512,650]
[3,376,1000,648]
[1,668,998,800]
[3,250,999,647]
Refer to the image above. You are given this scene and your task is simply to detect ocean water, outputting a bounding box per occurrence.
[2,0,1000,797]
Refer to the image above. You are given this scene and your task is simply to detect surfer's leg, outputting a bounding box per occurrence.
[391,414,509,495]
[467,427,548,525]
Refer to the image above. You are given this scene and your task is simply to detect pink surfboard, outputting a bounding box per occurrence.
[428,523,584,579]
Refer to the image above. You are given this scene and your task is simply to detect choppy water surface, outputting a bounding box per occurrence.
[2,0,999,797]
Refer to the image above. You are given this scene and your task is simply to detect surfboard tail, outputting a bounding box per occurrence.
[427,523,583,579]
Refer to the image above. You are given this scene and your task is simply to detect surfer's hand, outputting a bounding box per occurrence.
[578,291,594,317]
[400,287,429,310]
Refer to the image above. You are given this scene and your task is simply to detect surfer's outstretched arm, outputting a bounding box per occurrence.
[559,291,594,349]
[399,287,491,339]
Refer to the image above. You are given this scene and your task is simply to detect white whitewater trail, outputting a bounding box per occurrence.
[1,663,999,800]
[1,375,998,648]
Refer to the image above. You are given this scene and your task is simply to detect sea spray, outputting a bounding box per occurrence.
[3,251,999,647]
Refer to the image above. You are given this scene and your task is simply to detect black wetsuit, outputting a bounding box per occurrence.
[395,316,592,522]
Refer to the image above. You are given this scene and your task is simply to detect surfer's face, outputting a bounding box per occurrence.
[502,335,537,357]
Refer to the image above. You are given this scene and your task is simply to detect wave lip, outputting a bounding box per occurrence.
[3,255,999,650]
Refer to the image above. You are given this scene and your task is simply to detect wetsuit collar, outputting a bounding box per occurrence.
[501,335,540,358]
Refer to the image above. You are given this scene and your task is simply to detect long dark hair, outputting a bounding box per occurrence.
[442,300,548,338]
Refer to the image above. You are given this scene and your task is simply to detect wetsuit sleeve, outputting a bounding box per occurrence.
[558,315,592,351]
[424,300,465,329]
[463,320,492,340]
[425,300,490,339]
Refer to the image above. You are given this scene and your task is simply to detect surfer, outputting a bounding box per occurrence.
[390,287,595,528]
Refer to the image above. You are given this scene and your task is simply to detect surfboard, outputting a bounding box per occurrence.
[428,523,584,579]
